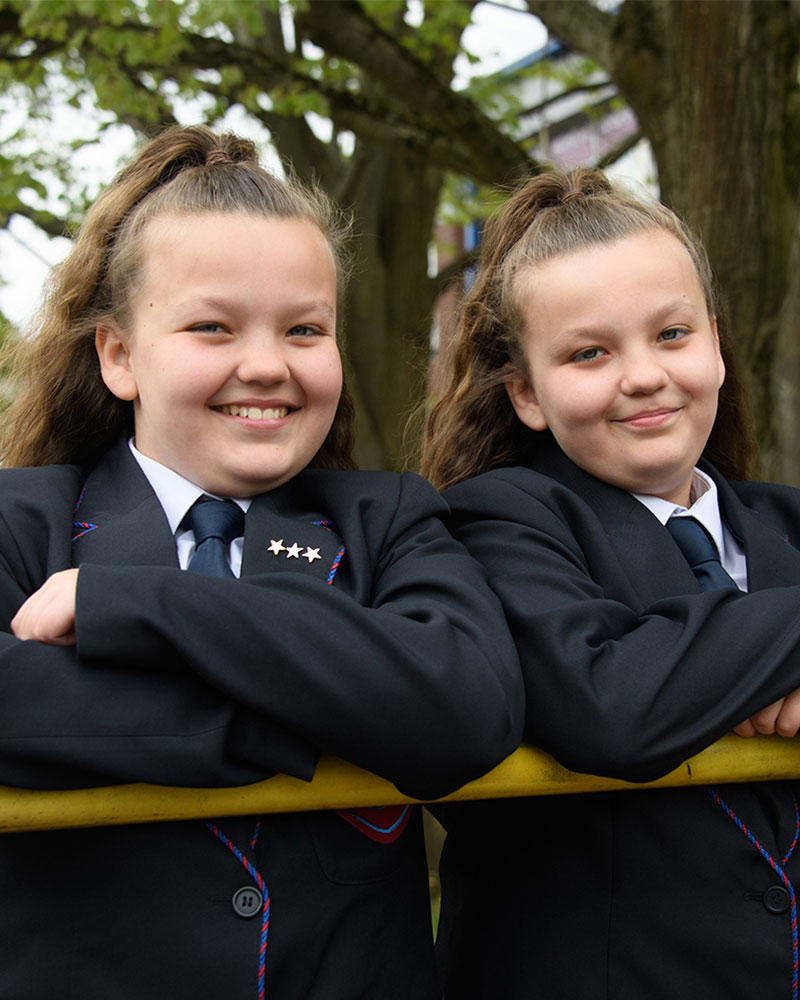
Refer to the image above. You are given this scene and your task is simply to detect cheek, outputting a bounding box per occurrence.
[313,352,344,405]
[686,353,725,406]
[544,382,603,432]
[173,348,228,398]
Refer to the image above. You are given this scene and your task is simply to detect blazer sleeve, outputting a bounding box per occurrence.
[0,633,307,789]
[444,473,800,783]
[0,469,308,790]
[73,473,524,800]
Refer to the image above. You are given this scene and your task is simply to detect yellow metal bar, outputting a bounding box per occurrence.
[1,734,798,834]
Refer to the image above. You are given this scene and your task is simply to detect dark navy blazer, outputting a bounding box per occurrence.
[438,439,800,1000]
[0,439,523,1000]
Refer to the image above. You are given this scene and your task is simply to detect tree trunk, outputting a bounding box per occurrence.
[340,146,442,470]
[610,0,800,481]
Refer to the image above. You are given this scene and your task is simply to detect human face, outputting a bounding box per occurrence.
[505,230,725,506]
[96,212,342,497]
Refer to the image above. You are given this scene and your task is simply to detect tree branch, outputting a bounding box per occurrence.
[106,21,532,183]
[596,128,643,169]
[1,203,69,239]
[297,0,531,183]
[525,0,616,69]
[518,78,611,119]
[4,1,538,187]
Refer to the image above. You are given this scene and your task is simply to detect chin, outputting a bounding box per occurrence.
[221,470,294,498]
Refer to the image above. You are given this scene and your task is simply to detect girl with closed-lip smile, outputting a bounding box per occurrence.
[505,228,725,506]
[0,125,522,1000]
[424,167,800,999]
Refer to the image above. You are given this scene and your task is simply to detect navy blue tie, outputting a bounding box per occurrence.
[666,517,738,592]
[186,497,244,578]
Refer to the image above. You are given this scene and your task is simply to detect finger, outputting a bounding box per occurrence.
[38,630,76,647]
[733,719,757,738]
[775,689,800,737]
[11,598,43,640]
[749,699,784,735]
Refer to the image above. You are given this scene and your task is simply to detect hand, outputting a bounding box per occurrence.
[11,569,80,646]
[734,689,800,738]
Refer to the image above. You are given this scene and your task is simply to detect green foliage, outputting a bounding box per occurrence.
[437,173,505,228]
[0,91,103,232]
[398,1,473,62]
[0,147,47,206]
[0,311,19,410]
[464,45,608,141]
[0,0,556,306]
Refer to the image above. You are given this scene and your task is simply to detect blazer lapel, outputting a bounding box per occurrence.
[71,441,347,581]
[71,439,178,569]
[607,502,703,606]
[714,474,800,590]
[532,442,701,606]
[539,447,800,600]
[241,487,345,584]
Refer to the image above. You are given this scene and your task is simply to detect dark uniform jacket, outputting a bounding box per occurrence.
[0,439,523,1000]
[438,439,800,1000]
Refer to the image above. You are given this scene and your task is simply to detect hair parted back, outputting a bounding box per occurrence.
[421,167,756,490]
[0,124,356,471]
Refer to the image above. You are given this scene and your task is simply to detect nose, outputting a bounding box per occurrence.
[235,332,291,386]
[618,345,669,396]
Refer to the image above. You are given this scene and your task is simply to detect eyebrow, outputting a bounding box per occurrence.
[292,301,337,319]
[649,299,704,322]
[552,300,704,346]
[174,297,337,319]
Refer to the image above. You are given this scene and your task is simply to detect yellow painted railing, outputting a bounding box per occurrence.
[1,733,799,833]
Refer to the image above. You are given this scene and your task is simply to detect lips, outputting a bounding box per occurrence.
[216,404,290,420]
[616,407,680,427]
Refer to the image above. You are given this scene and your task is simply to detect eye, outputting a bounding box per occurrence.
[288,324,323,338]
[570,346,606,363]
[659,326,689,342]
[188,321,229,334]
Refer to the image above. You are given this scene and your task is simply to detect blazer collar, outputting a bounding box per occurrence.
[709,467,800,590]
[529,440,800,598]
[524,441,692,604]
[529,437,651,538]
[72,439,344,583]
[72,438,179,568]
[241,488,345,582]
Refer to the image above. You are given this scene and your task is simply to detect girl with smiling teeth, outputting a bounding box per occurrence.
[0,125,523,1000]
[424,168,800,1000]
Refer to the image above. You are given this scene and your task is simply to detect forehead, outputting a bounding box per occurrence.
[136,212,337,293]
[141,211,331,257]
[515,230,708,320]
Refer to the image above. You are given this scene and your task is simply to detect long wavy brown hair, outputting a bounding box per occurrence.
[421,168,756,490]
[1,124,357,471]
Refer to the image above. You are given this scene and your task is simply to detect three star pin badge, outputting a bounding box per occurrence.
[267,538,321,563]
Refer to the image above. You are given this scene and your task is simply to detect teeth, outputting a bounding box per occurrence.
[220,405,289,420]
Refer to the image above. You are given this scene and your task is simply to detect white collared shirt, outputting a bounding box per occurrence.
[631,468,748,591]
[129,440,251,577]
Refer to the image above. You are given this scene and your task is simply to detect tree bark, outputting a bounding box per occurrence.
[338,146,442,470]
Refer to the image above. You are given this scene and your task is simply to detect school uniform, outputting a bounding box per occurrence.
[437,436,800,999]
[0,437,523,1000]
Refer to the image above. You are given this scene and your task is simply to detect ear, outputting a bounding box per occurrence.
[504,371,548,431]
[95,321,139,402]
[712,316,726,389]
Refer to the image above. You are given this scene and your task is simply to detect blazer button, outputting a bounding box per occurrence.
[232,886,263,918]
[763,885,791,914]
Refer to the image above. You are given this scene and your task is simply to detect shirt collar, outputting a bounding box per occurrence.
[631,468,727,559]
[129,440,250,535]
